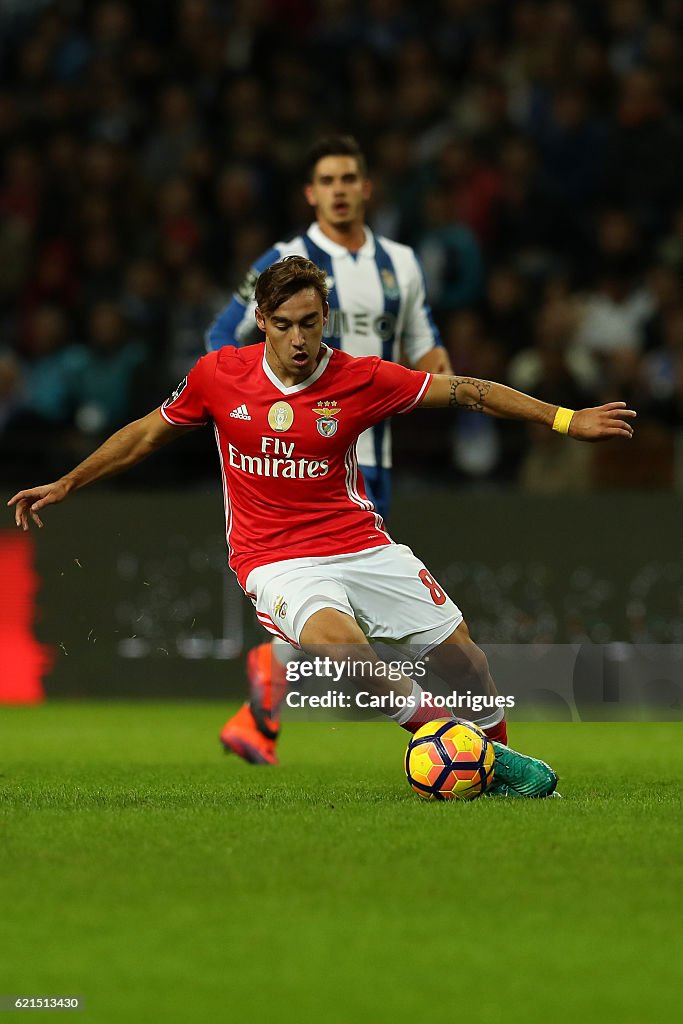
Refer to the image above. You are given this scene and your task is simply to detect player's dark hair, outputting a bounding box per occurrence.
[304,135,368,181]
[255,256,329,316]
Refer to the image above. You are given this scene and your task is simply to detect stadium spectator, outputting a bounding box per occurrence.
[142,84,201,185]
[508,298,598,407]
[157,175,203,269]
[16,305,84,427]
[0,144,43,231]
[79,228,123,306]
[431,137,502,248]
[642,305,683,426]
[119,258,168,353]
[642,264,683,352]
[602,69,683,233]
[488,135,563,273]
[481,264,533,358]
[166,265,225,384]
[416,189,484,318]
[0,350,24,433]
[532,85,607,210]
[509,298,597,493]
[73,301,147,435]
[454,74,516,163]
[606,0,649,75]
[657,205,683,272]
[573,266,653,359]
[21,239,79,315]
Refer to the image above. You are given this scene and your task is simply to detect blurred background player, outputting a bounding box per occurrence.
[207,136,453,764]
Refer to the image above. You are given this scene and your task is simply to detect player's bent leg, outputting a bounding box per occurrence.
[299,608,410,698]
[427,621,508,744]
[300,609,448,724]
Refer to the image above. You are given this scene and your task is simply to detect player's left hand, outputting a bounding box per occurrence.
[568,402,636,441]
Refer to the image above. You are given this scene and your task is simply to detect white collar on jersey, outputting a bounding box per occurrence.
[262,343,333,395]
[307,222,375,258]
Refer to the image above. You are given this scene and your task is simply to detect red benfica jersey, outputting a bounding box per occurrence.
[160,344,431,589]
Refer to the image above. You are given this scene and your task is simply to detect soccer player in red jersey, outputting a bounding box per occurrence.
[210,135,453,764]
[9,257,636,796]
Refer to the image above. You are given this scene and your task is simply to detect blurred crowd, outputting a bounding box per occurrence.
[1,0,683,489]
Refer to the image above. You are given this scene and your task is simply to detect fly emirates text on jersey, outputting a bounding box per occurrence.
[227,436,330,479]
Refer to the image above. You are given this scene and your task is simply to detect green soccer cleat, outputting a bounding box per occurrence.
[484,783,563,799]
[484,782,524,798]
[487,741,559,798]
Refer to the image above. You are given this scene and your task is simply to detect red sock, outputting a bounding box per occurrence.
[483,719,507,745]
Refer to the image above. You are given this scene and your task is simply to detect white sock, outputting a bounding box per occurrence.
[386,679,426,726]
[469,707,504,731]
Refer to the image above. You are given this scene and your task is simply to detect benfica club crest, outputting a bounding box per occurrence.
[312,401,340,437]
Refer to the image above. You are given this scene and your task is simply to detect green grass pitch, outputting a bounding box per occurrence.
[0,704,680,1024]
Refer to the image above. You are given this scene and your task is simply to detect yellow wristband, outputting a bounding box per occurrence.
[552,407,575,434]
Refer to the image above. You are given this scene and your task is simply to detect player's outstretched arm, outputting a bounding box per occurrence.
[421,375,636,441]
[8,409,190,530]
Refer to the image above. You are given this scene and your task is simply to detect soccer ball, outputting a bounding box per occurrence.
[405,718,495,801]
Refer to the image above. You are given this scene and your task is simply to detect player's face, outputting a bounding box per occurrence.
[257,288,328,385]
[304,155,371,232]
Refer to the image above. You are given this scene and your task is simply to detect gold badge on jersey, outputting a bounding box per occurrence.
[312,401,340,437]
[268,401,294,432]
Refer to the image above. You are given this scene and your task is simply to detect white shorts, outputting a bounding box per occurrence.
[245,543,463,657]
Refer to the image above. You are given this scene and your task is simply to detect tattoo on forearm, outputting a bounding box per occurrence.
[448,377,491,412]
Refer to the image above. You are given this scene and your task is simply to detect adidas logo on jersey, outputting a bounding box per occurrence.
[230,404,251,420]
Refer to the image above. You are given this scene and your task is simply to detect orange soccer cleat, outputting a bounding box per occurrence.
[219,643,289,765]
[219,702,279,765]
